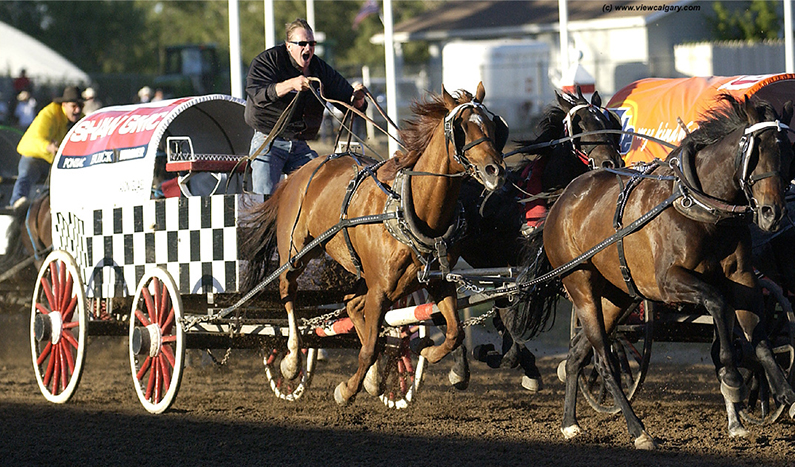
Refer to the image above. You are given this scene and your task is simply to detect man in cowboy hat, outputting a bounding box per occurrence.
[11,85,84,209]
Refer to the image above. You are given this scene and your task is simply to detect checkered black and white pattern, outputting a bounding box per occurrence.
[53,194,259,299]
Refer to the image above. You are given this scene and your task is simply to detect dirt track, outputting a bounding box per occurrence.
[2,303,795,466]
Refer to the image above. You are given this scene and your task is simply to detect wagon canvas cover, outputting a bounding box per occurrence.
[49,95,255,299]
[607,74,795,165]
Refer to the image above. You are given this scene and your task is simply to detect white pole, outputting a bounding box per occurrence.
[362,65,375,141]
[228,0,243,98]
[786,0,793,73]
[558,0,570,75]
[384,0,399,158]
[264,0,276,49]
[306,0,316,31]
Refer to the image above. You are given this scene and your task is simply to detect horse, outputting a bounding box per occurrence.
[535,94,795,449]
[449,87,623,390]
[241,82,506,406]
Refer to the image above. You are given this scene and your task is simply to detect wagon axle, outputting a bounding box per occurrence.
[131,325,162,357]
[33,312,60,344]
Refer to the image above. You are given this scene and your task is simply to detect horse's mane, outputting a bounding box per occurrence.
[530,106,567,148]
[378,89,475,180]
[680,94,772,152]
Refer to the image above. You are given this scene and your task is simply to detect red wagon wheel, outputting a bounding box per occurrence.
[30,250,88,403]
[263,346,316,401]
[129,267,185,414]
[379,290,429,409]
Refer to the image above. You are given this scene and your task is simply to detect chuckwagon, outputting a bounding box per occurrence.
[30,93,452,413]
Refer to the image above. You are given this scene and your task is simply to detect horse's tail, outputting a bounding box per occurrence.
[239,188,283,292]
[499,233,561,344]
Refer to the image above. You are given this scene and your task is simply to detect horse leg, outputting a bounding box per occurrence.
[660,266,746,402]
[565,277,655,449]
[342,282,384,396]
[448,345,470,390]
[736,309,795,415]
[279,268,304,381]
[420,281,461,363]
[497,320,542,393]
[710,337,750,437]
[335,288,388,406]
[561,328,591,439]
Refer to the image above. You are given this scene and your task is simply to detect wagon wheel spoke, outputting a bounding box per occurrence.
[31,251,87,404]
[130,268,185,414]
[379,291,429,409]
[263,346,315,402]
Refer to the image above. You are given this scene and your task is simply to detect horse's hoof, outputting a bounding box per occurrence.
[521,375,542,393]
[728,423,749,438]
[364,363,382,396]
[448,346,470,390]
[634,431,657,450]
[557,360,567,383]
[789,403,795,420]
[334,382,351,406]
[719,367,747,403]
[561,424,582,440]
[720,380,747,404]
[280,353,301,381]
[410,336,434,356]
[448,367,470,390]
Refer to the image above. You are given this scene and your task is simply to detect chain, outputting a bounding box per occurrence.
[206,347,232,366]
[461,307,496,328]
[446,273,485,295]
[298,307,347,329]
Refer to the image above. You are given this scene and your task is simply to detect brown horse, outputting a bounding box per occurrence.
[540,95,795,449]
[242,83,506,405]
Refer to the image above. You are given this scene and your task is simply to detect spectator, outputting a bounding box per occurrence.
[138,86,152,103]
[0,92,8,125]
[82,87,102,114]
[152,88,164,101]
[13,69,32,94]
[244,18,366,195]
[11,86,84,209]
[14,91,37,129]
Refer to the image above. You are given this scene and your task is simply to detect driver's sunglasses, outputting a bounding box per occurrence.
[288,40,317,47]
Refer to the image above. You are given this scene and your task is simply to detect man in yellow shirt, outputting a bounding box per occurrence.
[11,86,84,209]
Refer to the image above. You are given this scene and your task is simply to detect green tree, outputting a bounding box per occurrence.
[0,1,436,76]
[0,0,149,73]
[709,0,782,41]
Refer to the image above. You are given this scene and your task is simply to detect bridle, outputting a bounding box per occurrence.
[563,103,620,169]
[443,101,505,181]
[736,120,790,212]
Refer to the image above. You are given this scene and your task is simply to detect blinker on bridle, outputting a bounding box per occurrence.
[564,103,618,168]
[737,120,790,210]
[443,102,501,175]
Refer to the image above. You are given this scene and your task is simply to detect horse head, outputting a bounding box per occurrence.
[556,86,623,169]
[739,96,794,231]
[442,82,506,191]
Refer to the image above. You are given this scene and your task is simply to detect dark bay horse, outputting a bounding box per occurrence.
[452,88,622,389]
[539,95,795,449]
[241,83,506,406]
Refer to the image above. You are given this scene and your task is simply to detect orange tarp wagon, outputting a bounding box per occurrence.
[607,74,795,165]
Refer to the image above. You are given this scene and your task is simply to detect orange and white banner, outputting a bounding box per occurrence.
[607,74,795,165]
